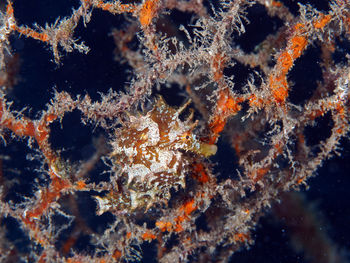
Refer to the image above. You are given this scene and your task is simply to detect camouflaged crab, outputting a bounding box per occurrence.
[95,97,217,214]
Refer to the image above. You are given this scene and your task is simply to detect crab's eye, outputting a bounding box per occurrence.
[185,135,190,139]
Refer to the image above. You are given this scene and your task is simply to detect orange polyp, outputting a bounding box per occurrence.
[2,117,36,137]
[25,177,70,222]
[35,128,49,145]
[139,0,158,27]
[112,249,122,259]
[273,85,288,104]
[271,1,282,7]
[251,167,270,182]
[15,27,50,42]
[23,121,36,136]
[274,142,284,155]
[269,74,288,104]
[314,14,332,29]
[76,180,86,190]
[174,223,184,232]
[192,163,210,183]
[155,199,197,234]
[181,199,197,216]
[290,36,307,59]
[210,118,226,134]
[142,231,157,241]
[294,23,305,32]
[156,221,173,232]
[102,3,112,10]
[210,89,242,137]
[45,114,58,123]
[234,232,249,243]
[269,30,308,105]
[248,94,264,108]
[278,52,293,73]
[6,1,14,16]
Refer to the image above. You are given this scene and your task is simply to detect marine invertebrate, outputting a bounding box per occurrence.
[95,97,217,214]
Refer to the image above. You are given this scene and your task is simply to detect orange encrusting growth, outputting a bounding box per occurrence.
[271,1,283,7]
[155,221,173,232]
[6,0,138,46]
[142,231,157,241]
[18,174,72,251]
[0,100,74,246]
[209,89,243,143]
[0,100,33,137]
[139,0,159,27]
[192,163,210,183]
[94,0,137,13]
[250,167,271,183]
[155,199,198,234]
[0,99,58,166]
[6,2,50,43]
[13,26,50,42]
[23,176,71,224]
[6,0,14,16]
[175,199,197,232]
[75,180,87,190]
[233,232,250,243]
[313,14,332,29]
[269,24,308,104]
[268,14,331,105]
[181,199,197,215]
[112,249,122,259]
[248,94,264,109]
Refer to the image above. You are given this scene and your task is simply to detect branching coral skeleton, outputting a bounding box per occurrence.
[0,0,349,262]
